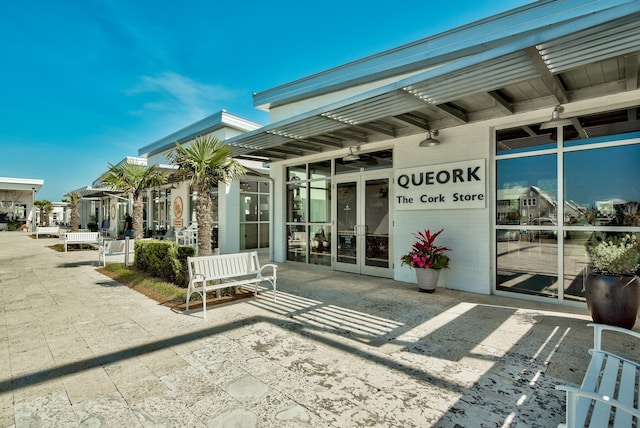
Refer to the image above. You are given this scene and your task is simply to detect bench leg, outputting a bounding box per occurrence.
[201,290,207,320]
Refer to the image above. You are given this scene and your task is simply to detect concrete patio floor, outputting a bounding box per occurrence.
[1,231,638,427]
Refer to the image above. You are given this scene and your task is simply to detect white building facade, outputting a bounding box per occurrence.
[218,0,640,309]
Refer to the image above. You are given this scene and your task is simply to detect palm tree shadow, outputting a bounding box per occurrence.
[57,261,99,268]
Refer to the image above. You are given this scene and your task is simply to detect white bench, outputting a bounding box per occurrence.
[556,323,640,427]
[36,226,60,239]
[63,232,100,252]
[186,251,277,318]
[98,239,135,267]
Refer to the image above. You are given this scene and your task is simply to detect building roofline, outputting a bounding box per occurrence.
[138,110,264,158]
[253,0,636,110]
[0,177,44,191]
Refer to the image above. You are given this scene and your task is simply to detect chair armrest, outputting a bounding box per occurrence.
[555,384,638,417]
[189,273,207,288]
[589,323,640,351]
[259,264,278,277]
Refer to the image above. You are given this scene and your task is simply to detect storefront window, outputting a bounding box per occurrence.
[286,163,331,265]
[240,179,270,250]
[496,106,640,303]
[565,144,640,227]
[496,154,558,226]
[152,189,171,232]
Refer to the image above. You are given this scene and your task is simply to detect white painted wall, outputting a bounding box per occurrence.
[393,125,492,294]
[219,181,240,253]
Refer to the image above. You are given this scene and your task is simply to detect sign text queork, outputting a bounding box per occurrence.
[394,159,486,210]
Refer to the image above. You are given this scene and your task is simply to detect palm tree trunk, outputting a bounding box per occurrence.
[70,203,79,231]
[195,182,212,256]
[133,193,144,240]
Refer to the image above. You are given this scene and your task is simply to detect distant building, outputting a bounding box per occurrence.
[0,177,44,230]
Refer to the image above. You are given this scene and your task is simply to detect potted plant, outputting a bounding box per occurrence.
[584,233,640,329]
[400,228,450,292]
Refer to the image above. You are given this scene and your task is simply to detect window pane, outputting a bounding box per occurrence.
[335,149,393,174]
[287,182,306,222]
[564,108,640,148]
[564,144,640,226]
[259,223,269,248]
[287,165,307,181]
[310,180,330,223]
[496,230,558,298]
[259,195,269,221]
[287,225,307,262]
[241,223,258,250]
[310,160,331,178]
[496,126,556,155]
[241,194,258,221]
[240,180,257,192]
[496,154,558,225]
[310,225,331,266]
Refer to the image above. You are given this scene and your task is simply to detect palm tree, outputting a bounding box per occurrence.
[101,162,168,239]
[33,199,53,226]
[169,136,245,256]
[63,192,81,231]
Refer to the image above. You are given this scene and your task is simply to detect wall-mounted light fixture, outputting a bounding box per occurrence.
[540,105,573,129]
[419,129,440,147]
[343,147,360,161]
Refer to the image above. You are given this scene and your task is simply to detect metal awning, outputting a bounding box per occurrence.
[225,1,640,162]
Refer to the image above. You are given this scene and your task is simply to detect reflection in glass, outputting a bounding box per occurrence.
[564,144,640,227]
[496,229,558,298]
[496,154,557,225]
[309,160,331,179]
[337,182,357,264]
[152,189,172,232]
[287,181,306,223]
[310,225,331,266]
[563,233,591,302]
[241,194,258,221]
[496,126,556,155]
[365,178,389,268]
[335,149,393,174]
[310,180,330,223]
[287,164,307,181]
[241,223,258,250]
[287,225,307,262]
[239,179,269,250]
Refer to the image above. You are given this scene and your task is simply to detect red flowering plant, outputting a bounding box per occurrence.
[400,228,451,270]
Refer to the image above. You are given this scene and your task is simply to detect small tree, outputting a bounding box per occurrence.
[34,199,53,226]
[63,192,81,231]
[169,136,245,256]
[101,162,168,239]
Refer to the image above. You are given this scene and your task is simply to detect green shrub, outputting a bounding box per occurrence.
[134,240,195,287]
[586,233,639,275]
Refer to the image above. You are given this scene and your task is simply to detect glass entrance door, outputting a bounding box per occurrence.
[334,173,392,277]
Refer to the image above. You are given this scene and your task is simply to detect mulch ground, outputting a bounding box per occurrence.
[96,267,255,311]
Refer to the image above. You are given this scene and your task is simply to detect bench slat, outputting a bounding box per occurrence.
[612,361,637,428]
[589,354,621,427]
[574,352,605,427]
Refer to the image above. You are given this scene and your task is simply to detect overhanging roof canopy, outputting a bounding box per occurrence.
[225,0,640,162]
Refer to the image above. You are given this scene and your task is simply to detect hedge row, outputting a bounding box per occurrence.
[134,240,195,287]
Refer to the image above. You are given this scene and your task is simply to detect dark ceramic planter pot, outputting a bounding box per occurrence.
[585,272,640,329]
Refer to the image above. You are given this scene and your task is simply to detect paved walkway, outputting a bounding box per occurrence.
[0,231,636,427]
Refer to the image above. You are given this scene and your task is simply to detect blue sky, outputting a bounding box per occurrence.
[0,0,531,201]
